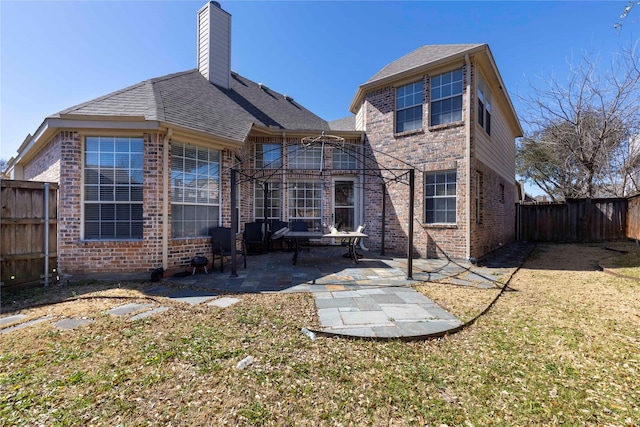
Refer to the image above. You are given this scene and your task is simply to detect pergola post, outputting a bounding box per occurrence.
[381,182,386,256]
[263,181,269,248]
[407,169,414,280]
[230,168,238,277]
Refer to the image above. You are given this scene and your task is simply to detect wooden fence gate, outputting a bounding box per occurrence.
[1,179,58,288]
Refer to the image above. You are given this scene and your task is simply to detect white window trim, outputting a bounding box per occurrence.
[170,141,221,238]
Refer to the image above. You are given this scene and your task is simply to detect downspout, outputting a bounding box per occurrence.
[464,54,472,261]
[162,128,173,271]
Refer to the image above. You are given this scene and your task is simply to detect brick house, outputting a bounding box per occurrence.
[6,1,522,277]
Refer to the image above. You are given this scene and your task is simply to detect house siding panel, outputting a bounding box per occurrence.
[473,66,517,183]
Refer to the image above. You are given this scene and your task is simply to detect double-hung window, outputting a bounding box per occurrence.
[84,136,144,240]
[333,144,358,170]
[395,81,423,133]
[255,143,282,169]
[430,69,463,126]
[287,144,322,169]
[425,170,457,224]
[254,181,281,221]
[477,76,492,135]
[288,180,322,231]
[171,142,220,238]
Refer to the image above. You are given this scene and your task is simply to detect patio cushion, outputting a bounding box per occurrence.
[271,227,288,240]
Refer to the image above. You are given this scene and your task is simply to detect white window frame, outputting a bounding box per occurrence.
[170,141,220,238]
[430,69,464,126]
[332,144,359,170]
[255,143,282,169]
[395,81,423,133]
[477,75,492,135]
[425,170,457,224]
[287,144,322,170]
[254,180,282,221]
[288,180,322,231]
[83,136,144,240]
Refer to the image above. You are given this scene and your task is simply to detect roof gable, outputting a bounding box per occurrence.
[366,44,484,85]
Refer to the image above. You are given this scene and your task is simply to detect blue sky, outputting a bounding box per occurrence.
[1,1,637,193]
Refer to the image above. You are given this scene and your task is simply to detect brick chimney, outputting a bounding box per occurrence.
[197,1,231,89]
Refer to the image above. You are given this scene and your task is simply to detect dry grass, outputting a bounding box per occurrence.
[1,243,639,426]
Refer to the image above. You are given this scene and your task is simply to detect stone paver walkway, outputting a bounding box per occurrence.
[1,242,534,339]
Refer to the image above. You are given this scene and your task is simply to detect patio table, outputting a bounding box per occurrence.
[324,231,368,264]
[284,231,323,265]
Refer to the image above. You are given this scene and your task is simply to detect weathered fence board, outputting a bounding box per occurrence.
[1,179,58,288]
[517,198,628,242]
[628,194,640,241]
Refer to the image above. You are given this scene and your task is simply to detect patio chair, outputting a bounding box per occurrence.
[244,221,266,254]
[268,220,289,251]
[210,226,247,273]
[344,224,366,260]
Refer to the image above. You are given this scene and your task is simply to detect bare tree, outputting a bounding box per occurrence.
[0,158,8,178]
[614,1,639,29]
[517,46,640,200]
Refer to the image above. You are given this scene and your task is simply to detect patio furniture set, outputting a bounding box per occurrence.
[205,222,368,273]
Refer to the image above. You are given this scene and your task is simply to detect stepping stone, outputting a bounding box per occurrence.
[1,316,53,334]
[166,289,217,305]
[107,302,155,316]
[52,318,94,330]
[129,306,169,321]
[0,314,27,326]
[207,297,241,308]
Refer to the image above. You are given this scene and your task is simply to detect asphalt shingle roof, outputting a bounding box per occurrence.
[329,116,356,131]
[54,70,330,142]
[366,44,484,84]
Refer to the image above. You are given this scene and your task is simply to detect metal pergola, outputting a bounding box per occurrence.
[224,133,418,279]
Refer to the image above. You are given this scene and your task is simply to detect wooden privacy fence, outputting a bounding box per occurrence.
[1,179,58,288]
[628,194,640,241]
[516,198,630,242]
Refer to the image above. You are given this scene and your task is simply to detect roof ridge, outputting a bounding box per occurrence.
[55,70,199,117]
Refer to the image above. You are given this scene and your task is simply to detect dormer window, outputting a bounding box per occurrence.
[395,81,423,133]
[430,69,463,126]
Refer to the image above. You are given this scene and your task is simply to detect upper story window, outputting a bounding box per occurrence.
[170,142,220,238]
[430,69,463,126]
[425,170,457,224]
[477,75,492,135]
[255,143,282,169]
[287,144,322,169]
[395,81,423,133]
[84,136,144,240]
[333,144,358,170]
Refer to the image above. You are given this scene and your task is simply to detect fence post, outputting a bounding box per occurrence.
[44,183,50,287]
